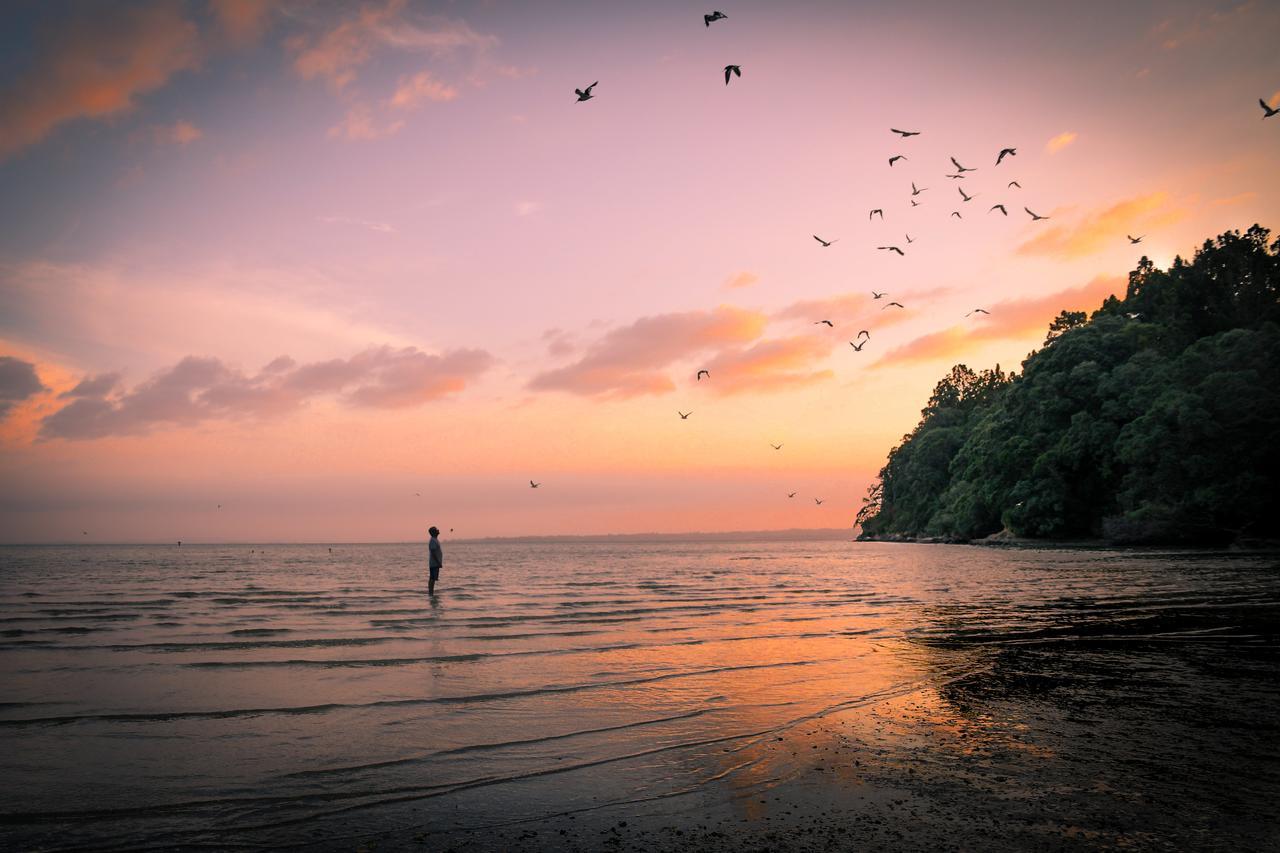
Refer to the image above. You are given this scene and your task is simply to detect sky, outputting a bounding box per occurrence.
[1,0,1277,542]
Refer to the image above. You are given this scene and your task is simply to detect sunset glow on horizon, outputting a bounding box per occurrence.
[2,0,1278,542]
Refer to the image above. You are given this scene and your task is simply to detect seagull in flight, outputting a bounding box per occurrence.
[1260,98,1279,118]
[911,182,927,196]
[704,10,727,26]
[950,156,976,173]
[1127,234,1144,244]
[814,498,824,505]
[910,199,920,207]
[890,128,920,137]
[813,235,837,247]
[724,65,741,85]
[990,204,1007,215]
[814,319,834,327]
[787,492,797,498]
[966,308,990,317]
[771,443,784,450]
[1024,207,1049,221]
[575,82,597,102]
[958,187,973,202]
[951,211,962,219]
[849,340,867,351]
[996,147,1017,165]
[945,173,966,180]
[678,411,692,419]
[878,245,904,255]
[697,369,710,380]
[530,480,541,488]
[872,291,887,299]
[905,233,914,243]
[857,330,870,340]
[1008,180,1022,189]
[883,301,905,309]
[869,209,884,220]
[889,155,907,166]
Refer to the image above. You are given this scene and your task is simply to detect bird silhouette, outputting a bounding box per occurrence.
[996,147,1017,165]
[889,155,907,166]
[878,245,904,255]
[1008,180,1022,189]
[1127,234,1144,244]
[890,128,921,137]
[905,233,914,243]
[857,330,870,339]
[958,187,973,202]
[990,204,1007,215]
[872,291,887,299]
[530,480,540,488]
[787,492,797,498]
[945,173,966,180]
[869,209,884,220]
[849,340,867,351]
[678,411,692,419]
[951,211,962,219]
[697,369,710,380]
[883,301,905,309]
[814,319,834,327]
[910,199,920,207]
[724,65,741,85]
[966,308,990,317]
[814,498,824,505]
[813,235,837,247]
[770,443,784,450]
[415,492,421,497]
[911,182,927,196]
[575,82,597,102]
[1260,98,1279,118]
[704,10,727,26]
[1024,207,1049,221]
[950,156,976,173]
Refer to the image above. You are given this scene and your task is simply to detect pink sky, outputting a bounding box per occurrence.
[1,0,1278,541]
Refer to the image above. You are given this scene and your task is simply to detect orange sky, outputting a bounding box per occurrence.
[1,0,1278,541]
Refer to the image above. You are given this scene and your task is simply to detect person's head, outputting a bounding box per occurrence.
[428,526,440,537]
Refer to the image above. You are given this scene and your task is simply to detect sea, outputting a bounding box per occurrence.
[1,540,1278,851]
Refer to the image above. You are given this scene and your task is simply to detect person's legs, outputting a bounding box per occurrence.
[429,566,439,595]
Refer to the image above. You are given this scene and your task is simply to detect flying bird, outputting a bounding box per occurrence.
[1127,234,1144,244]
[771,443,784,450]
[787,492,796,498]
[1008,180,1022,189]
[905,233,914,243]
[911,182,927,196]
[869,209,884,220]
[958,187,973,202]
[1260,98,1280,118]
[889,155,907,166]
[950,156,976,173]
[951,211,962,219]
[883,301,905,309]
[530,480,541,488]
[678,411,692,419]
[813,234,837,247]
[575,82,597,102]
[857,330,870,339]
[697,369,710,380]
[849,340,867,351]
[1024,207,1049,221]
[878,245,904,255]
[814,498,824,505]
[814,319,834,327]
[724,65,741,85]
[910,199,920,207]
[890,128,920,137]
[945,173,966,180]
[996,147,1017,165]
[990,204,1007,215]
[872,291,887,299]
[966,308,990,317]
[415,492,421,497]
[704,10,727,26]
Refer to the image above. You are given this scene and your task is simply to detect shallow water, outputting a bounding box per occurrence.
[1,541,1277,850]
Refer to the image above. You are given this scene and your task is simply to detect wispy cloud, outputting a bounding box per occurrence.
[1045,131,1078,154]
[154,119,203,146]
[723,271,759,289]
[327,106,404,141]
[1016,192,1186,259]
[1210,191,1257,207]
[514,200,543,217]
[702,336,835,395]
[0,356,47,419]
[389,70,459,109]
[875,276,1124,367]
[319,215,395,234]
[39,346,493,440]
[209,0,274,46]
[0,4,202,159]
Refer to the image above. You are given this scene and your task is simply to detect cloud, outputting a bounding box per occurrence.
[1209,191,1257,207]
[39,346,493,440]
[528,306,766,398]
[542,329,575,358]
[724,271,759,289]
[1045,131,1077,154]
[514,200,543,217]
[154,119,202,145]
[702,336,835,395]
[875,276,1124,367]
[389,70,458,109]
[319,215,395,233]
[1016,192,1186,259]
[209,0,273,45]
[0,4,202,159]
[0,356,47,419]
[327,105,404,140]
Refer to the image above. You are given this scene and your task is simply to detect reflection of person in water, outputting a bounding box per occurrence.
[428,526,442,596]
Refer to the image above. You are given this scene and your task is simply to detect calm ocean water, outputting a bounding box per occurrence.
[1,541,1277,850]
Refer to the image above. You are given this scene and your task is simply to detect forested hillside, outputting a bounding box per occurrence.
[857,226,1280,545]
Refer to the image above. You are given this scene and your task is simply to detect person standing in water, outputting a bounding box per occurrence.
[428,526,443,595]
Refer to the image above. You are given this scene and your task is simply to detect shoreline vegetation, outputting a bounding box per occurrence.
[856,226,1280,547]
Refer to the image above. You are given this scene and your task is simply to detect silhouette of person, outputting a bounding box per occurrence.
[428,526,443,595]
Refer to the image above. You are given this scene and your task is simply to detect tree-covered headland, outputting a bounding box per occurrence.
[856,226,1280,545]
